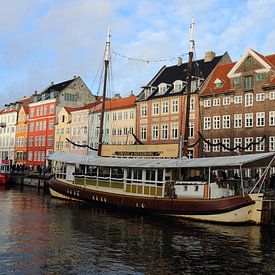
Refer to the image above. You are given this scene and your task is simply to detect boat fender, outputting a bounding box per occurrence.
[96,196,99,201]
[77,191,80,197]
[141,203,145,208]
[104,197,107,202]
[92,195,95,200]
[136,202,139,207]
[100,197,104,202]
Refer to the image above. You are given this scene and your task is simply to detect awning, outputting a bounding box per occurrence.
[48,151,275,169]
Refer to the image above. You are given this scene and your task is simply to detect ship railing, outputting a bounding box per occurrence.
[55,170,66,179]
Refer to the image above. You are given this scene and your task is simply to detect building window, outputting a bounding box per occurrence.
[29,136,33,146]
[222,115,230,129]
[256,137,265,151]
[245,113,253,127]
[171,123,178,139]
[50,104,55,114]
[270,91,275,100]
[141,127,147,140]
[162,102,169,114]
[117,128,122,136]
[113,112,117,121]
[188,122,194,138]
[213,98,220,106]
[43,106,47,115]
[233,77,242,86]
[213,116,220,129]
[234,96,242,104]
[234,138,242,152]
[190,97,195,111]
[28,151,33,161]
[245,137,253,152]
[49,120,54,130]
[269,111,275,126]
[212,138,220,152]
[153,103,159,115]
[123,112,128,120]
[158,84,167,95]
[223,97,230,105]
[141,105,147,117]
[245,56,253,67]
[112,128,116,135]
[204,117,211,130]
[245,76,254,91]
[256,112,265,127]
[204,139,211,152]
[245,93,253,106]
[174,81,182,92]
[222,138,230,152]
[130,110,134,119]
[269,136,275,151]
[256,93,265,102]
[152,125,159,140]
[172,100,179,113]
[256,74,265,82]
[48,135,53,146]
[204,99,211,107]
[118,113,122,120]
[161,124,168,139]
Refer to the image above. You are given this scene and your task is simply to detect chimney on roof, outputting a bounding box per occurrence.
[51,81,54,86]
[204,51,216,62]
[177,57,183,66]
[129,90,134,96]
[113,93,121,99]
[73,75,77,79]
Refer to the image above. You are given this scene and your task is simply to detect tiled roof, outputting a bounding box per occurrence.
[22,105,29,114]
[90,96,137,113]
[252,50,275,68]
[266,54,275,67]
[43,78,75,94]
[66,101,100,114]
[137,54,225,101]
[200,62,236,96]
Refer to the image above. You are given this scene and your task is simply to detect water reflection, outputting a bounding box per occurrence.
[0,186,274,274]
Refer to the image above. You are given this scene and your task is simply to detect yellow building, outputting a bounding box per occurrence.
[54,107,74,152]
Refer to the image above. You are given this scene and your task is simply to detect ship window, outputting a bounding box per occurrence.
[126,168,132,183]
[146,170,156,182]
[157,169,163,182]
[133,169,142,181]
[111,167,124,179]
[87,166,97,176]
[184,186,188,191]
[194,185,199,191]
[98,167,110,177]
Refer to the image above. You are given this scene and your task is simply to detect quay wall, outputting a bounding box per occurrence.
[9,173,51,189]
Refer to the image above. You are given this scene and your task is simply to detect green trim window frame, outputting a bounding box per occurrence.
[245,56,253,67]
[256,73,265,82]
[245,75,254,91]
[233,77,242,86]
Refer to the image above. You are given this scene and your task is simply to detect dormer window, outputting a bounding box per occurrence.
[158,83,167,95]
[245,75,254,91]
[144,87,153,99]
[174,81,183,92]
[214,78,223,88]
[245,56,253,68]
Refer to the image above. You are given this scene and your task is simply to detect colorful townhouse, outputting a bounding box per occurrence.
[66,101,99,155]
[199,49,275,162]
[136,52,231,158]
[88,94,137,151]
[27,76,96,170]
[0,96,32,167]
[15,105,30,165]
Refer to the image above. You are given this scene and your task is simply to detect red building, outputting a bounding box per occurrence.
[26,77,95,169]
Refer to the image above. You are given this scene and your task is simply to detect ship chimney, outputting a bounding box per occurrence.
[113,93,121,99]
[204,51,216,62]
[177,57,183,66]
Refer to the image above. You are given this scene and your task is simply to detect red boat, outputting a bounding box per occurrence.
[0,172,9,184]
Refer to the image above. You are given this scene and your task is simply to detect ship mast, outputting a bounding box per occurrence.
[182,18,195,158]
[98,26,111,157]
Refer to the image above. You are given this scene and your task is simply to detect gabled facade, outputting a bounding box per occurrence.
[200,49,275,160]
[27,76,96,169]
[69,102,99,155]
[15,106,29,165]
[54,107,74,153]
[0,96,32,166]
[136,52,231,158]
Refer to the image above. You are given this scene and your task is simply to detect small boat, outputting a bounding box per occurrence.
[48,151,275,224]
[0,160,10,185]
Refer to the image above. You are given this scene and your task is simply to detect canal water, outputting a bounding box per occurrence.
[0,186,274,274]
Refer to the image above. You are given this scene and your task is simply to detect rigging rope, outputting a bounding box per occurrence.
[112,48,188,63]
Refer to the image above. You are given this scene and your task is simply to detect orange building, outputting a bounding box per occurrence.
[15,106,29,165]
